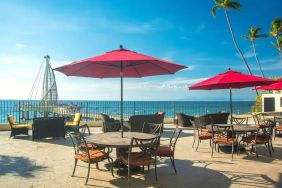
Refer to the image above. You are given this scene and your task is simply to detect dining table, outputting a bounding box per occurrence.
[206,123,259,134]
[85,131,157,173]
[85,131,157,148]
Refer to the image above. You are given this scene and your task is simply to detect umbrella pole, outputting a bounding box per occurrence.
[229,88,233,123]
[120,62,124,138]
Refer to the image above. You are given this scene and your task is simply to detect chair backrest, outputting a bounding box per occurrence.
[7,115,15,127]
[253,120,275,141]
[100,113,120,132]
[128,114,164,132]
[211,124,235,140]
[103,121,121,132]
[169,128,182,153]
[73,113,82,125]
[73,124,91,135]
[129,136,160,158]
[100,113,111,122]
[193,116,211,129]
[206,113,230,124]
[67,132,90,157]
[176,113,195,127]
[142,122,163,135]
[274,116,282,126]
[252,113,266,125]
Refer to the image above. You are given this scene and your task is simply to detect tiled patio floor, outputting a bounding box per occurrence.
[0,124,282,188]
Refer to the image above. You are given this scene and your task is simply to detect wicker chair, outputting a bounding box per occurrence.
[156,128,182,174]
[119,135,160,185]
[206,112,230,124]
[175,113,195,127]
[100,113,121,132]
[68,132,113,185]
[7,115,31,137]
[126,114,164,132]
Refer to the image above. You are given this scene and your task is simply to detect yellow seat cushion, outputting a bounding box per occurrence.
[65,122,78,126]
[8,115,31,129]
[65,113,81,126]
[12,124,32,129]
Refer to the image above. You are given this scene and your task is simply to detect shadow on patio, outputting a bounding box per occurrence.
[0,155,47,178]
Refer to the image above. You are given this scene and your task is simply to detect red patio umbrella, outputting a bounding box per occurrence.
[188,68,274,121]
[255,78,282,90]
[54,45,187,137]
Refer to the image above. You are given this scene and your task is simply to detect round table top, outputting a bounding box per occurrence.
[85,132,157,148]
[206,124,259,133]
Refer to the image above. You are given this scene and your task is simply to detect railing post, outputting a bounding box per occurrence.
[133,101,136,116]
[173,102,176,118]
[18,101,21,123]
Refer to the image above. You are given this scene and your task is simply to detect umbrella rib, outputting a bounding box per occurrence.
[147,60,175,74]
[65,61,120,76]
[124,60,175,74]
[131,66,142,78]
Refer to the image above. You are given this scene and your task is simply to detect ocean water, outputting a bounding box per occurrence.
[0,100,255,123]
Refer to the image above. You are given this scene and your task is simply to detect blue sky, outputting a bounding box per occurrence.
[0,0,281,101]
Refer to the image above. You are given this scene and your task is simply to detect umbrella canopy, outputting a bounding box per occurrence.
[188,69,274,121]
[55,45,187,137]
[255,78,282,90]
[55,45,186,78]
[189,69,274,90]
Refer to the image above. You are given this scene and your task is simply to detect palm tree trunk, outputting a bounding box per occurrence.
[275,36,282,64]
[251,41,265,77]
[223,8,258,96]
[223,8,253,75]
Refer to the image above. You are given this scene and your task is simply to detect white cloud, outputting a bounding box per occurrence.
[195,24,206,32]
[15,43,26,49]
[123,23,155,33]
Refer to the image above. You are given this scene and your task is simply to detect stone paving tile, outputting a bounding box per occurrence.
[0,125,282,188]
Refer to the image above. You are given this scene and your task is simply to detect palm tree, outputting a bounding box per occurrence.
[212,0,253,75]
[243,27,267,77]
[270,18,282,64]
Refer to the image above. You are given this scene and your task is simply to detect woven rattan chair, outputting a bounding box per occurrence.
[100,113,121,132]
[7,115,31,137]
[156,128,182,174]
[175,113,195,127]
[119,135,160,185]
[68,132,113,185]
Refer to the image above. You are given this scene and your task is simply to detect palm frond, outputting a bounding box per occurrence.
[227,1,241,10]
[212,5,221,16]
[214,0,222,5]
[257,34,268,38]
[271,41,278,49]
[242,35,251,40]
[270,17,282,37]
[254,27,262,34]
